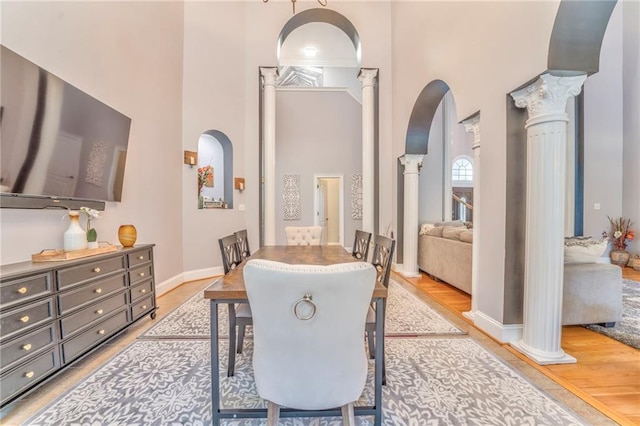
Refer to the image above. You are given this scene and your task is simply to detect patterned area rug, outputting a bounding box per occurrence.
[139,280,464,339]
[25,338,586,425]
[584,279,640,349]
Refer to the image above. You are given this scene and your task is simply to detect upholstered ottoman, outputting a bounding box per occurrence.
[562,263,623,326]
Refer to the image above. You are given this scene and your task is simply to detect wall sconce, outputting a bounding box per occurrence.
[234,177,245,192]
[184,151,197,168]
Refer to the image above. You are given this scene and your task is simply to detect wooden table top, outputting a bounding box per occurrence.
[203,245,388,300]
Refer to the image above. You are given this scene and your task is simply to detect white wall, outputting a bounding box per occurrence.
[0,2,185,288]
[418,99,445,224]
[583,3,624,241]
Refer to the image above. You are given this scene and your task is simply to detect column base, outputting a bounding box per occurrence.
[401,269,422,278]
[510,340,576,365]
[462,310,476,321]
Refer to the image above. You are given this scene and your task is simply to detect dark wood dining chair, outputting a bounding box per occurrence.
[235,229,251,260]
[365,235,395,361]
[234,229,253,358]
[352,230,372,261]
[218,234,251,376]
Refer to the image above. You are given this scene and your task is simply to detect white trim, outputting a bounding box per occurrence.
[155,267,223,297]
[472,310,523,344]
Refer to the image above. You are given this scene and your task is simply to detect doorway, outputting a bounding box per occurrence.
[314,174,344,246]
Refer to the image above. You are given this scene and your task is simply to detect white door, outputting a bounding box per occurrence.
[314,175,344,246]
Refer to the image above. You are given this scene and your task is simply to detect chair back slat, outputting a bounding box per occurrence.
[352,230,372,261]
[235,229,251,260]
[371,235,396,287]
[219,234,242,274]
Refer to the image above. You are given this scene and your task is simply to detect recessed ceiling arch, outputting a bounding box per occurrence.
[405,80,451,155]
[277,8,361,70]
[547,0,617,75]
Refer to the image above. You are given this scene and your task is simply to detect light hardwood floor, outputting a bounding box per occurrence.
[404,266,640,426]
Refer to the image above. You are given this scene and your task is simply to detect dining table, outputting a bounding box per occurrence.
[204,245,388,425]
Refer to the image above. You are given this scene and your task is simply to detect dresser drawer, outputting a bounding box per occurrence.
[131,294,154,320]
[130,280,154,303]
[57,256,126,290]
[0,298,55,341]
[127,249,152,268]
[61,309,128,364]
[58,274,126,316]
[0,273,53,310]
[60,291,128,339]
[129,265,153,286]
[0,323,57,373]
[0,349,59,405]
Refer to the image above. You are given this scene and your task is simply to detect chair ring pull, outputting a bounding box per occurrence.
[293,293,316,321]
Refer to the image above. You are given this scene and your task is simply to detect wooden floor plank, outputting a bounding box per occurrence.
[403,266,640,426]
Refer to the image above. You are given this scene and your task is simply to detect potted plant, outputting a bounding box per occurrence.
[602,216,635,267]
[80,206,101,249]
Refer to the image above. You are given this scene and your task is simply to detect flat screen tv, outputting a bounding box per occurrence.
[0,45,131,210]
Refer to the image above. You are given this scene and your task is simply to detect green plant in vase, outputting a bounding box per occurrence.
[81,206,101,249]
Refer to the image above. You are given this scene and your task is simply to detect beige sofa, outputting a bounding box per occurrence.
[418,225,472,294]
[418,226,623,326]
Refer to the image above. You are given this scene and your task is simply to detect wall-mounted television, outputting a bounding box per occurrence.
[0,45,131,210]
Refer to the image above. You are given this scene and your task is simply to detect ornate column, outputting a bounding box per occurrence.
[509,73,587,365]
[400,154,424,277]
[461,115,480,321]
[261,67,278,246]
[358,69,377,235]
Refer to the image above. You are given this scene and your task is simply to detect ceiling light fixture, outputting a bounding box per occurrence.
[303,46,317,57]
[262,0,327,15]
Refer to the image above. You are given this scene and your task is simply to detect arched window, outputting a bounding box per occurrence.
[452,158,473,182]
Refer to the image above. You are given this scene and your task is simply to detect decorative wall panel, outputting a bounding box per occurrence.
[85,141,107,187]
[352,173,363,219]
[283,174,301,220]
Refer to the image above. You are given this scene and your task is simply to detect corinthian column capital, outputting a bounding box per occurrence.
[510,73,586,121]
[462,115,481,149]
[260,67,279,87]
[358,68,378,88]
[400,154,424,174]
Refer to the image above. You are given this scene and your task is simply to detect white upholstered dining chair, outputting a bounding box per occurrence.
[243,259,376,425]
[285,226,323,246]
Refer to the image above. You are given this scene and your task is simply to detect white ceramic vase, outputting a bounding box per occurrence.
[64,211,87,252]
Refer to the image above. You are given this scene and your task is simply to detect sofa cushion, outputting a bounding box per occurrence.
[419,223,435,235]
[564,237,607,264]
[425,226,444,237]
[435,220,465,228]
[442,226,466,240]
[459,230,473,243]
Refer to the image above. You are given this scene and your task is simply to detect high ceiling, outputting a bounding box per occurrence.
[278,22,357,68]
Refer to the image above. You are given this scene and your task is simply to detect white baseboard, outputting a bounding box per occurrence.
[473,310,522,343]
[155,267,223,297]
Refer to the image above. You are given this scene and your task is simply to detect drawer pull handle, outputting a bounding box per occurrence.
[139,272,145,277]
[96,309,104,315]
[142,305,147,310]
[20,316,30,323]
[98,329,105,335]
[93,267,101,273]
[141,289,147,294]
[25,371,35,379]
[138,255,144,260]
[18,287,28,294]
[22,344,32,351]
[95,288,102,294]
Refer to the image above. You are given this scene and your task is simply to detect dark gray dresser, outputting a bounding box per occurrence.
[0,244,156,406]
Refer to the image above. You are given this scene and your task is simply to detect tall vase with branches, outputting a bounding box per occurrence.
[603,216,635,267]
